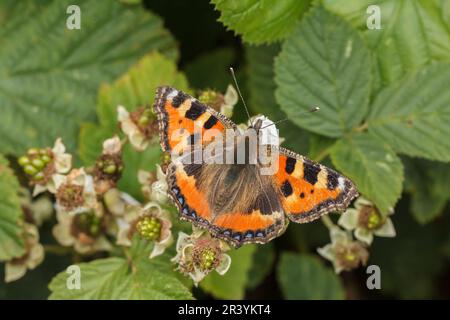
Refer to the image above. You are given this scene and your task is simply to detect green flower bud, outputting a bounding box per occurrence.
[31,158,45,169]
[41,155,51,163]
[27,148,39,155]
[33,172,45,181]
[103,164,117,174]
[24,165,38,176]
[18,156,30,167]
[138,116,149,126]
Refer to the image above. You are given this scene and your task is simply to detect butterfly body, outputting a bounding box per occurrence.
[154,86,358,247]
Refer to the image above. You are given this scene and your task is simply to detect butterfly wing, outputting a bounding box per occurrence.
[275,147,358,223]
[153,86,235,153]
[166,161,287,247]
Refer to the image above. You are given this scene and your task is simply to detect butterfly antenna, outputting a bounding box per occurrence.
[229,67,252,124]
[260,107,320,130]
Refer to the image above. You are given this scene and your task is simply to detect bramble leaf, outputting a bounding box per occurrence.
[78,52,189,199]
[367,63,450,162]
[48,255,192,299]
[324,0,450,85]
[0,0,178,155]
[211,0,311,45]
[0,155,25,261]
[277,253,344,299]
[330,133,404,214]
[275,6,372,137]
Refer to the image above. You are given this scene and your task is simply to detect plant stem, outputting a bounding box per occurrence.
[43,244,72,255]
[321,215,336,231]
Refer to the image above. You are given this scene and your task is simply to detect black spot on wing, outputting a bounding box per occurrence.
[185,100,205,120]
[326,170,339,190]
[303,160,321,185]
[285,157,296,174]
[280,180,293,197]
[203,115,218,129]
[172,91,189,108]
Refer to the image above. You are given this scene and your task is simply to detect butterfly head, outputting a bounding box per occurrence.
[247,115,280,147]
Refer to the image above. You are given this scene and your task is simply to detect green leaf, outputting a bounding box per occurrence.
[330,133,404,214]
[367,63,450,162]
[245,44,310,154]
[48,238,193,300]
[211,0,311,45]
[200,244,256,299]
[184,47,235,91]
[323,0,450,85]
[246,243,275,290]
[246,44,283,119]
[404,158,450,224]
[78,52,189,199]
[0,154,24,261]
[0,0,178,155]
[277,253,344,300]
[275,5,372,137]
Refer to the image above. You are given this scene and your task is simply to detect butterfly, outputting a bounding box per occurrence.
[153,86,358,247]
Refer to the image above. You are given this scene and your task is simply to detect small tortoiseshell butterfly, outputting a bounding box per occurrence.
[153,86,358,247]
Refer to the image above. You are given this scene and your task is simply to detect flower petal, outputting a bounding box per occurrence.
[374,218,396,237]
[355,228,374,245]
[32,184,48,197]
[54,154,72,174]
[216,253,232,275]
[338,208,358,230]
[5,263,27,283]
[317,244,334,262]
[102,135,122,155]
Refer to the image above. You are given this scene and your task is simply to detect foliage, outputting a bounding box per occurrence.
[0,155,24,261]
[0,0,449,300]
[0,0,178,155]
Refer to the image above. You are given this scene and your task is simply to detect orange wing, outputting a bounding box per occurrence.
[153,86,235,154]
[275,147,358,223]
[166,162,287,247]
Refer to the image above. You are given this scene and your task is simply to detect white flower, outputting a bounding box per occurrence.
[338,197,396,245]
[116,202,173,259]
[318,227,369,274]
[103,188,139,217]
[94,136,124,194]
[118,106,157,151]
[17,138,72,197]
[5,223,44,283]
[172,228,231,285]
[138,165,169,204]
[52,206,112,254]
[18,187,53,227]
[53,168,98,215]
[198,85,238,118]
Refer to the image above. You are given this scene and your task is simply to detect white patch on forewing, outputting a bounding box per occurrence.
[256,116,279,146]
[338,177,346,190]
[167,89,178,100]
